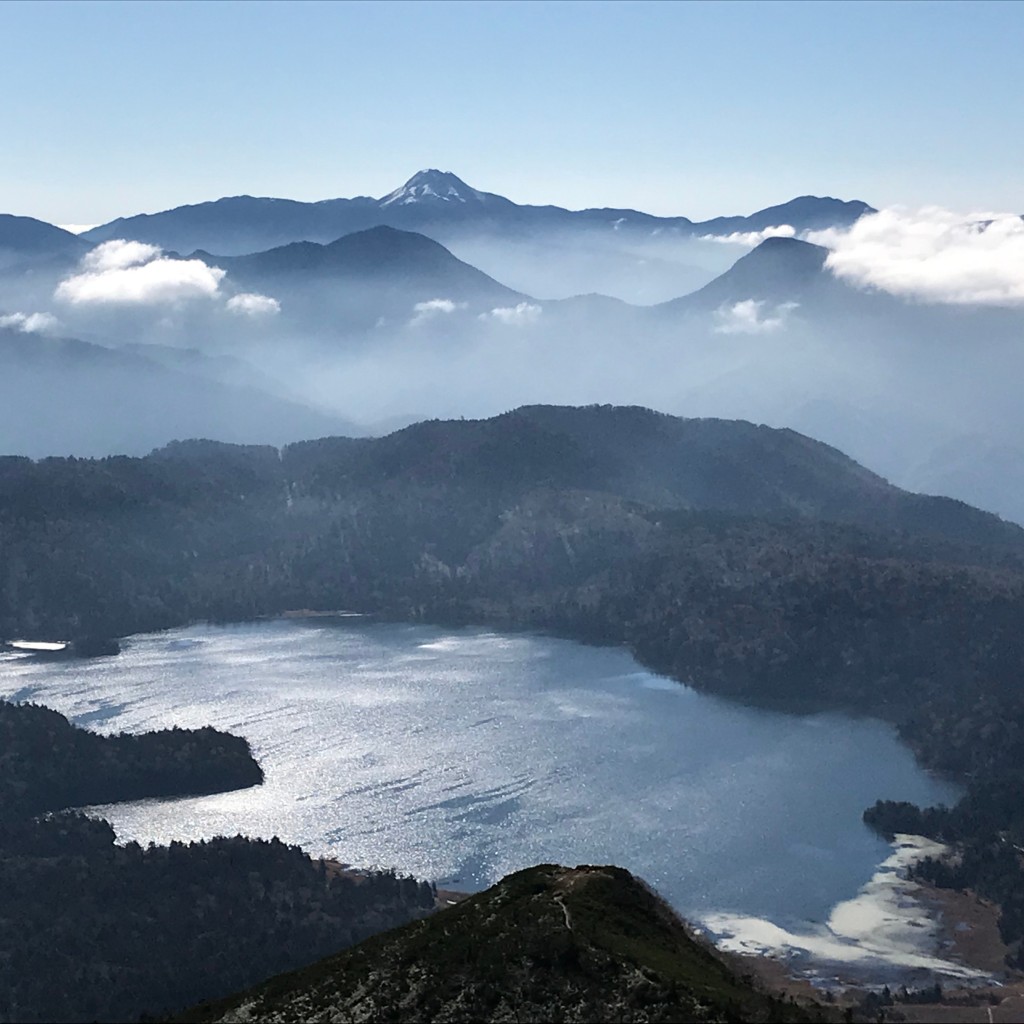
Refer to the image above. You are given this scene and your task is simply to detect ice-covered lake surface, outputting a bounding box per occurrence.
[2,618,974,984]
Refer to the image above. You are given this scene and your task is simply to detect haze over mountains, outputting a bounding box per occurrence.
[0,328,356,458]
[3,169,1024,526]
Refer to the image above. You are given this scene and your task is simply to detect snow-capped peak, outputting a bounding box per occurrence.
[379,169,486,208]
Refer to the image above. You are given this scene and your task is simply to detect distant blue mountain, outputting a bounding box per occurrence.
[0,214,91,270]
[79,170,875,255]
[203,224,519,301]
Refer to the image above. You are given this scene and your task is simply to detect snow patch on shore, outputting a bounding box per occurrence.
[703,834,991,984]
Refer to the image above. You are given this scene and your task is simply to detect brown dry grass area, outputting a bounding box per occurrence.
[892,884,1024,1019]
[718,948,826,1007]
[320,859,369,883]
[890,884,1024,1021]
[727,883,1024,1023]
[920,884,1012,976]
[321,858,470,909]
[893,984,1024,1023]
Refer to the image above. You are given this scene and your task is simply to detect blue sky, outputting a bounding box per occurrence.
[2,0,1021,224]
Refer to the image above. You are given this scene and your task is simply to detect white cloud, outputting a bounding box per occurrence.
[409,297,466,326]
[226,292,281,317]
[55,239,225,306]
[0,311,60,334]
[713,299,797,334]
[701,225,797,246]
[806,207,1024,306]
[83,239,162,272]
[478,301,543,326]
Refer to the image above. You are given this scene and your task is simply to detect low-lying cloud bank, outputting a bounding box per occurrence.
[702,225,797,246]
[410,298,467,326]
[57,240,225,305]
[714,299,797,334]
[226,292,281,317]
[809,207,1024,306]
[0,311,60,334]
[701,206,1024,308]
[53,240,279,315]
[478,301,543,325]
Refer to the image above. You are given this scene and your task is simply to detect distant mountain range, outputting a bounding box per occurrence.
[663,235,833,309]
[5,179,1024,528]
[199,224,522,328]
[0,172,876,312]
[72,169,874,256]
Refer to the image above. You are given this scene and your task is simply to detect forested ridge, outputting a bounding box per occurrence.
[0,817,437,1024]
[0,699,263,816]
[0,702,437,1024]
[5,404,1024,961]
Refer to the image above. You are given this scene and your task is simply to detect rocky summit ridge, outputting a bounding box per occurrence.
[177,863,816,1023]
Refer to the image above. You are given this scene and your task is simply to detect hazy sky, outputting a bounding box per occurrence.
[3,0,1021,225]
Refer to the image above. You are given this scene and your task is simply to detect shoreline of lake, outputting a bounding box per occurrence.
[1,618,967,988]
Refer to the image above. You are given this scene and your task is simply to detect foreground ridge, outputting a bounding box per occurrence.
[178,863,817,1023]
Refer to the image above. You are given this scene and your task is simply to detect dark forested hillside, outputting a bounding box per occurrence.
[0,819,437,1024]
[283,404,1024,547]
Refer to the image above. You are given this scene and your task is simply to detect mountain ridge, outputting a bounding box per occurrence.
[76,170,873,255]
[176,863,814,1024]
[661,236,834,311]
[203,224,521,301]
[0,213,92,270]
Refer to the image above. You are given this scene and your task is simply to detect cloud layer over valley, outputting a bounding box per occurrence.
[56,240,227,306]
[52,240,281,319]
[702,225,798,246]
[0,311,60,334]
[713,299,798,334]
[810,207,1024,306]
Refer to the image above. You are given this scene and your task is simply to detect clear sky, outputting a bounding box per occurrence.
[2,0,1021,225]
